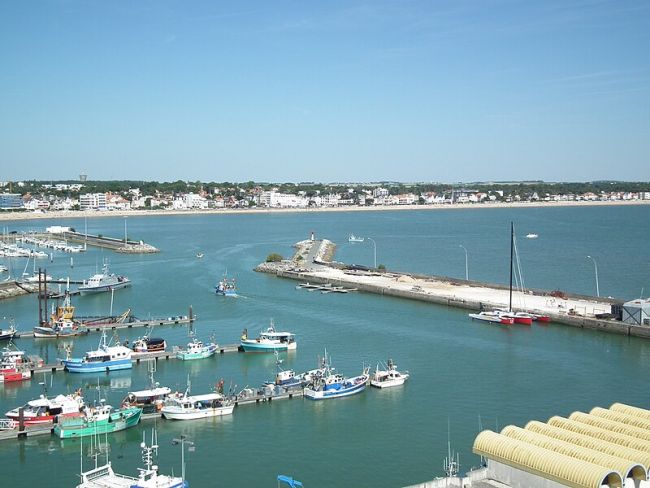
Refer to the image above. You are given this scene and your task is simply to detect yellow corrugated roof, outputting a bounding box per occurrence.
[525,420,650,469]
[590,406,650,432]
[473,430,622,488]
[501,425,646,481]
[547,416,650,453]
[610,403,650,422]
[569,411,650,442]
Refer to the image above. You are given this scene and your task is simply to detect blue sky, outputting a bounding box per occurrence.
[1,1,648,183]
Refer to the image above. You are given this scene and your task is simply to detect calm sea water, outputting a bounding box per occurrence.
[1,205,649,488]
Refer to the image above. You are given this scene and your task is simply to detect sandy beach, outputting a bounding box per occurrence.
[0,199,648,223]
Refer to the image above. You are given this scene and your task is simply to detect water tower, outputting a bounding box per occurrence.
[79,172,87,182]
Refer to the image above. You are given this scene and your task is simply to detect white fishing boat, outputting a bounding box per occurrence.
[348,234,364,243]
[240,320,297,352]
[79,261,131,295]
[0,318,17,341]
[161,385,233,420]
[370,359,409,388]
[0,342,31,383]
[76,430,189,488]
[122,361,171,414]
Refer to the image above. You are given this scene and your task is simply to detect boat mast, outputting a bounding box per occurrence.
[509,222,514,312]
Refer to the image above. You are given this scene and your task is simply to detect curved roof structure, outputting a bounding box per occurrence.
[569,412,650,442]
[500,425,646,481]
[590,406,650,431]
[525,420,650,469]
[546,416,650,453]
[610,402,650,422]
[473,430,623,488]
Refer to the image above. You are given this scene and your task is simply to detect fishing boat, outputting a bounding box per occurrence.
[468,311,514,325]
[176,337,218,360]
[263,351,309,390]
[5,390,85,425]
[0,319,17,341]
[215,273,237,296]
[161,381,233,420]
[33,291,89,338]
[370,359,409,388]
[122,362,171,414]
[76,430,188,488]
[62,329,133,373]
[303,350,369,400]
[79,261,131,295]
[130,328,167,354]
[348,234,364,243]
[53,403,142,438]
[240,320,297,352]
[0,342,31,383]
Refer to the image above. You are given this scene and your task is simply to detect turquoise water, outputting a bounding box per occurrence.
[1,205,650,487]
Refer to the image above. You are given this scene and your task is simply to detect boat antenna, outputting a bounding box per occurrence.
[509,221,514,312]
[443,417,459,482]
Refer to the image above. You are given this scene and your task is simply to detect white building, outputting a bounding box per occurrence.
[184,193,209,209]
[79,193,107,210]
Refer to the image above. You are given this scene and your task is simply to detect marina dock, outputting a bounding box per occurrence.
[256,239,650,339]
[9,231,159,254]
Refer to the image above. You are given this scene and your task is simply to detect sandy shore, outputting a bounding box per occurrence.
[0,199,648,223]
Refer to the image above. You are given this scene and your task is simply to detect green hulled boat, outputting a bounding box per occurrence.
[53,404,141,439]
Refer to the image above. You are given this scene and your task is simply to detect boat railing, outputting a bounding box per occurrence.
[0,419,17,430]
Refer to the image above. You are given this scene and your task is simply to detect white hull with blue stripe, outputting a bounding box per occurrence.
[63,357,132,373]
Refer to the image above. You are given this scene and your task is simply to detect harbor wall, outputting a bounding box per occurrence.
[0,281,36,300]
[256,267,650,340]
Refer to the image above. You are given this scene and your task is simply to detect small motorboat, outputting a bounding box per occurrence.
[161,390,233,420]
[348,234,364,243]
[131,336,166,354]
[525,233,539,239]
[176,337,218,360]
[0,319,17,341]
[196,252,204,258]
[370,359,409,388]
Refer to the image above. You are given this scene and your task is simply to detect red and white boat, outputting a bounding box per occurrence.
[0,344,31,383]
[496,310,534,326]
[530,313,551,323]
[468,311,514,325]
[5,390,85,425]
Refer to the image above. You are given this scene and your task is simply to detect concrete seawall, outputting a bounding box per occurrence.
[255,239,650,340]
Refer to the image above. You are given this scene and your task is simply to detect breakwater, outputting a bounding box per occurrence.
[256,239,650,339]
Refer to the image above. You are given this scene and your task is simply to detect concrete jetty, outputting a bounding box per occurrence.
[256,239,650,339]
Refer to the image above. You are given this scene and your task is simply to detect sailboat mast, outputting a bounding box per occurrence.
[509,222,514,312]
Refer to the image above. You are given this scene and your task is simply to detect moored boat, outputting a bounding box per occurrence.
[78,261,131,295]
[348,234,364,243]
[303,350,369,400]
[76,430,188,488]
[0,319,17,341]
[240,320,297,352]
[131,336,167,354]
[468,311,514,325]
[176,337,218,361]
[62,330,132,373]
[122,362,171,414]
[5,390,85,425]
[33,291,88,338]
[0,343,31,383]
[161,391,234,420]
[496,309,534,326]
[370,359,409,388]
[54,403,141,438]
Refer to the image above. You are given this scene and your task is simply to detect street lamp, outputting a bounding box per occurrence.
[459,245,468,280]
[367,237,377,269]
[172,435,194,482]
[586,255,599,297]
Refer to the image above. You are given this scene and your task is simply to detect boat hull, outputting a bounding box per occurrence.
[33,326,88,338]
[79,280,131,295]
[54,407,141,438]
[370,376,407,388]
[176,350,216,361]
[468,313,513,325]
[63,358,132,373]
[240,341,297,353]
[161,405,234,420]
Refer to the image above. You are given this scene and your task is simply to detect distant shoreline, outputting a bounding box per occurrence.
[1,199,649,223]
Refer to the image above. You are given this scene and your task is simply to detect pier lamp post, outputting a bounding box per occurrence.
[459,245,468,280]
[172,435,194,482]
[586,255,600,297]
[367,237,377,269]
